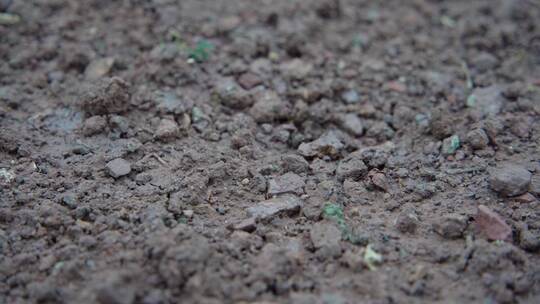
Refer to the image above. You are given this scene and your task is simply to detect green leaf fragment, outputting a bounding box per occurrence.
[461,60,474,89]
[442,135,460,155]
[0,13,21,25]
[363,244,383,271]
[191,107,205,123]
[188,40,214,62]
[352,35,366,48]
[322,203,350,240]
[440,15,456,28]
[323,203,345,226]
[466,94,477,107]
[322,203,344,220]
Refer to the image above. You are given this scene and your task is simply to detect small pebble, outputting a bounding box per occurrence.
[341,89,359,104]
[106,158,131,179]
[154,119,179,142]
[489,163,532,197]
[82,116,107,136]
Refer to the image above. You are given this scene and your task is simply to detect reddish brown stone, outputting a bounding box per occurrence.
[475,205,512,241]
[237,72,262,90]
[385,81,407,93]
[368,170,389,192]
[514,193,537,204]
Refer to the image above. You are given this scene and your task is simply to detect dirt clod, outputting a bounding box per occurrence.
[80,77,130,115]
[2,1,540,303]
[310,222,342,259]
[467,128,490,150]
[433,216,467,239]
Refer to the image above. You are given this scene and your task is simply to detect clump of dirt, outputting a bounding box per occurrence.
[80,77,131,115]
[1,0,540,303]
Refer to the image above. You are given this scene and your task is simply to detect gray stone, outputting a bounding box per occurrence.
[84,57,115,80]
[355,145,391,168]
[109,115,130,134]
[214,77,253,109]
[82,115,107,136]
[336,155,367,181]
[392,105,415,130]
[246,194,302,221]
[337,113,363,136]
[341,89,359,104]
[106,158,131,178]
[309,158,337,176]
[228,217,257,233]
[298,131,344,158]
[489,164,531,197]
[267,172,305,196]
[62,195,77,209]
[310,222,342,259]
[366,121,394,140]
[249,91,290,122]
[281,154,309,174]
[155,91,187,115]
[280,59,313,79]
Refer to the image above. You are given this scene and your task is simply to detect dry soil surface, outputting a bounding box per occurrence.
[1,0,540,303]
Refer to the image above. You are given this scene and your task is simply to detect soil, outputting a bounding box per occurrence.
[1,0,540,303]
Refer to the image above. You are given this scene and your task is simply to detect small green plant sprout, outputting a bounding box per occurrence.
[322,202,359,242]
[322,203,346,231]
[188,40,214,63]
[363,244,383,271]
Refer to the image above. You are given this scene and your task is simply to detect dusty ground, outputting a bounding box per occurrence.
[1,0,540,303]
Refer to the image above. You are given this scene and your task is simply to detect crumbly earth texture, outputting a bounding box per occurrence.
[1,1,540,303]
